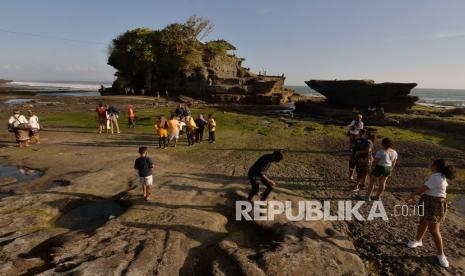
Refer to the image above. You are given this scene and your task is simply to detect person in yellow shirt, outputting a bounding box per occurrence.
[155,115,169,149]
[187,116,198,146]
[208,114,216,143]
[167,114,181,148]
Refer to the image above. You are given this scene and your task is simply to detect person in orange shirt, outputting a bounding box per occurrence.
[167,114,181,147]
[128,105,135,128]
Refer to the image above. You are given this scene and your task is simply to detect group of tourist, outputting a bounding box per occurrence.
[344,112,455,268]
[155,104,216,149]
[7,110,41,147]
[5,101,456,268]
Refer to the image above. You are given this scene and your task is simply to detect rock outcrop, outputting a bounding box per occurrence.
[302,79,418,112]
[106,54,294,105]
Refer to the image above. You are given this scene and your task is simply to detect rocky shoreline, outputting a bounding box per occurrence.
[0,92,464,275]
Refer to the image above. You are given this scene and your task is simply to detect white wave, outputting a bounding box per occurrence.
[10,81,111,91]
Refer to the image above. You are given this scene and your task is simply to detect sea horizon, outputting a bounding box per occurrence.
[2,79,465,108]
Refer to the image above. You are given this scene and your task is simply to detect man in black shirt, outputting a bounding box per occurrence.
[247,150,284,201]
[134,147,154,201]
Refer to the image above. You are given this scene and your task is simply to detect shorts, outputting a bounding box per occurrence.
[139,175,153,187]
[371,165,392,177]
[158,128,168,138]
[168,131,179,140]
[98,118,107,124]
[420,194,447,223]
[356,156,373,175]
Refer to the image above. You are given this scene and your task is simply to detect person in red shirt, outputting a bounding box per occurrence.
[128,105,135,128]
[95,103,107,134]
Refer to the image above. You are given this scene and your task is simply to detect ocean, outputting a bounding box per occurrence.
[286,85,465,108]
[2,81,464,108]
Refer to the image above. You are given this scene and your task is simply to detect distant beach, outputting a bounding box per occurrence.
[287,85,465,108]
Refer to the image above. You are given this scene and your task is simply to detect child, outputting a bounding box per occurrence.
[128,105,135,128]
[28,110,41,144]
[134,147,154,201]
[364,138,398,200]
[406,159,456,268]
[247,150,284,201]
[95,103,107,134]
[155,115,169,149]
[347,113,364,149]
[208,114,216,143]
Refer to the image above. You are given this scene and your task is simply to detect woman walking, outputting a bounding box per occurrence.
[8,110,30,147]
[406,159,456,268]
[107,105,121,134]
[364,138,397,200]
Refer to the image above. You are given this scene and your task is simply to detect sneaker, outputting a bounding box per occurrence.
[352,188,360,192]
[407,240,423,248]
[437,255,449,268]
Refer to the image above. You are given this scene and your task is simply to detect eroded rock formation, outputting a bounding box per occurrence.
[302,79,418,112]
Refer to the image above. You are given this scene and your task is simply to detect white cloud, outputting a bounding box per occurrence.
[431,31,465,39]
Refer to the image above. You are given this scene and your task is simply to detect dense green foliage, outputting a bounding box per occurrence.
[107,16,235,90]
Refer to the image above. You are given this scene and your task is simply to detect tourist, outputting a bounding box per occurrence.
[364,138,398,200]
[128,105,135,128]
[347,113,364,149]
[7,110,30,147]
[186,115,198,146]
[183,104,191,118]
[175,104,184,118]
[195,114,208,142]
[95,103,107,134]
[352,131,375,192]
[28,110,41,144]
[208,114,216,143]
[155,115,169,149]
[349,129,367,181]
[134,146,154,201]
[165,90,169,98]
[406,159,456,268]
[247,150,284,201]
[167,114,180,147]
[107,105,121,134]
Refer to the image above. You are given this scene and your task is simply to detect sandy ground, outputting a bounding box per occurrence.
[0,96,464,275]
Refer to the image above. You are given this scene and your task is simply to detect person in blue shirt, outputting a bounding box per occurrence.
[134,147,154,201]
[247,150,283,201]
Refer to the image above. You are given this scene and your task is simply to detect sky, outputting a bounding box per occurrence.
[1,0,465,88]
